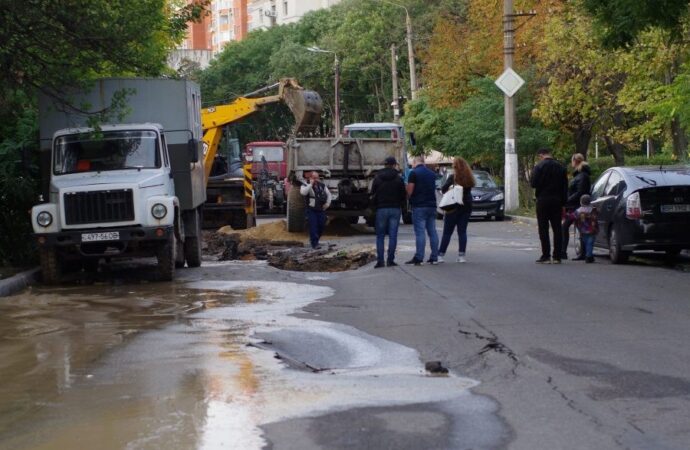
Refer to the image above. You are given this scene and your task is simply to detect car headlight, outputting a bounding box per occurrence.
[151,203,168,219]
[36,211,53,227]
[491,193,504,201]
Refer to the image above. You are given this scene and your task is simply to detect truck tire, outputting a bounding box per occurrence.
[287,186,305,232]
[184,209,202,268]
[39,247,62,285]
[365,216,376,227]
[231,212,249,230]
[156,233,176,281]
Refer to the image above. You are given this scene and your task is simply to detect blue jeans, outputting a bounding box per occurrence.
[411,207,439,261]
[306,208,327,248]
[581,233,595,258]
[375,207,401,263]
[439,207,471,255]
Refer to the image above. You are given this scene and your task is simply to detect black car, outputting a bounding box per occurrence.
[590,166,690,263]
[471,171,505,220]
[436,170,505,221]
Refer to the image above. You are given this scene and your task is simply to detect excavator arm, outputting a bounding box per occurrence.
[201,78,322,180]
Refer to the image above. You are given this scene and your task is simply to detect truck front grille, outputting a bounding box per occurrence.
[64,189,135,225]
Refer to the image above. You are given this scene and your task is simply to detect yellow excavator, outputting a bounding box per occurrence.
[200,79,322,229]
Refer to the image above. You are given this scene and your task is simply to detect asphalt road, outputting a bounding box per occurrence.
[1,219,689,449]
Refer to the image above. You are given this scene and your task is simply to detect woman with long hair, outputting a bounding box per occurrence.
[562,153,591,260]
[438,157,475,263]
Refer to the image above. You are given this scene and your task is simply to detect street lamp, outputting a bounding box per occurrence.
[380,0,418,100]
[307,46,341,138]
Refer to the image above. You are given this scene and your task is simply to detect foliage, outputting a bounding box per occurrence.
[581,0,690,48]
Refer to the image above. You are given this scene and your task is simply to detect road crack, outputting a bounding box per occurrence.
[458,321,519,376]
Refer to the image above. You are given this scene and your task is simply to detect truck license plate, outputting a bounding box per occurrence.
[82,232,120,242]
[661,204,690,213]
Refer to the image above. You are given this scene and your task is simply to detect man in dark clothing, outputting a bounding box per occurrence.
[371,156,407,268]
[405,156,439,265]
[562,154,592,260]
[531,148,568,264]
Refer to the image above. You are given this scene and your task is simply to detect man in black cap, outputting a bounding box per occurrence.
[531,148,569,264]
[370,156,407,268]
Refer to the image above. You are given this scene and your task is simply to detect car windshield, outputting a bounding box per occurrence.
[473,171,497,188]
[251,146,283,162]
[53,130,160,175]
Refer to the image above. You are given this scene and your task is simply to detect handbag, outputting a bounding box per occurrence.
[438,185,464,211]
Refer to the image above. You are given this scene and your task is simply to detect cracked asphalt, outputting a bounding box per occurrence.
[271,219,690,449]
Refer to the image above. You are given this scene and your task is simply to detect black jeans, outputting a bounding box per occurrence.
[561,208,575,257]
[537,198,563,259]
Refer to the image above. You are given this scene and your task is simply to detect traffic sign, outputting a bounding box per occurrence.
[495,68,525,98]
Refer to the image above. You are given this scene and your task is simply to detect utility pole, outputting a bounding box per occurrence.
[405,11,418,100]
[334,53,341,138]
[391,44,400,123]
[503,0,519,212]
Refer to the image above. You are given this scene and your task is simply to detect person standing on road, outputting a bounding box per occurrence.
[530,148,568,264]
[405,156,439,265]
[438,157,475,263]
[574,194,599,263]
[371,156,407,268]
[300,171,331,250]
[562,153,591,260]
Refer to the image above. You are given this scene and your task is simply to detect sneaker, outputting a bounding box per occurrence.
[456,256,466,263]
[405,257,423,266]
[426,259,438,265]
[374,261,385,269]
[437,255,445,263]
[387,261,398,267]
[585,257,595,263]
[552,258,562,264]
[535,256,551,264]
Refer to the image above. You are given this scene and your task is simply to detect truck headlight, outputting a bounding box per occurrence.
[491,193,504,201]
[151,203,167,219]
[36,211,53,227]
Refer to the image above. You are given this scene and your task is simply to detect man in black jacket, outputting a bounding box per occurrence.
[531,148,569,264]
[371,156,407,268]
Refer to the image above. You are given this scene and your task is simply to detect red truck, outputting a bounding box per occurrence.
[245,141,288,213]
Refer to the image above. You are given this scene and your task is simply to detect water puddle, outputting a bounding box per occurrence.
[0,280,504,449]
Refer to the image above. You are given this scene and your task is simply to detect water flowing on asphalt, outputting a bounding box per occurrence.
[0,279,504,449]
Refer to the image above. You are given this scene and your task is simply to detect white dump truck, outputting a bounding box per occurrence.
[32,78,206,283]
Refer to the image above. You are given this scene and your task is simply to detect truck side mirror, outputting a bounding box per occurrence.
[188,138,200,163]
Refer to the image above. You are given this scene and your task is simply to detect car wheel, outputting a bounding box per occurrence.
[609,227,630,264]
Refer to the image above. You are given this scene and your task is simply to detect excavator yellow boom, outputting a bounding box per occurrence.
[201,78,322,181]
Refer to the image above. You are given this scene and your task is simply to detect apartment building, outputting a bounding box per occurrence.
[248,0,341,31]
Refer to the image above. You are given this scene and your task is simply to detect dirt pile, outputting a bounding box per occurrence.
[203,219,375,272]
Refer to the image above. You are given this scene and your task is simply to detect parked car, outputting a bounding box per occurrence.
[436,170,505,220]
[589,166,690,263]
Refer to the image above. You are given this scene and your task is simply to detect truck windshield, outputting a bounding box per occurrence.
[53,130,161,175]
[251,146,283,162]
[346,129,396,139]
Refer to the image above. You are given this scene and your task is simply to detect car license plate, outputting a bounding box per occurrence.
[660,204,690,213]
[471,211,488,216]
[82,232,120,242]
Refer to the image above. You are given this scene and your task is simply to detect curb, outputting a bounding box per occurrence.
[0,268,40,297]
[507,215,538,225]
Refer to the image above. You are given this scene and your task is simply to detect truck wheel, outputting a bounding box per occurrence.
[287,186,305,232]
[184,210,202,268]
[348,216,359,224]
[231,212,249,230]
[39,247,62,285]
[365,216,376,227]
[156,233,176,281]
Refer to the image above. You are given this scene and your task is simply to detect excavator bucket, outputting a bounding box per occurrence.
[280,80,323,133]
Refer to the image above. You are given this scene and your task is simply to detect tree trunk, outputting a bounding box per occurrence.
[573,127,592,159]
[603,136,625,166]
[671,116,688,159]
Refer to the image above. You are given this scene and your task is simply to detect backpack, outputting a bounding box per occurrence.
[312,182,329,210]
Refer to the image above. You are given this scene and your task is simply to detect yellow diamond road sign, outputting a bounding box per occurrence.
[495,68,525,98]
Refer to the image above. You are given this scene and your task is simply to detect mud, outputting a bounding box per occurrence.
[203,218,376,272]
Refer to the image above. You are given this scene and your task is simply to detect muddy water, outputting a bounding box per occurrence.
[0,279,499,449]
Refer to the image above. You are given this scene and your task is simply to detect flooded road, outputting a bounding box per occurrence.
[0,270,503,449]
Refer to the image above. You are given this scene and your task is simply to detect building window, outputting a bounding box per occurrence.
[283,1,288,15]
